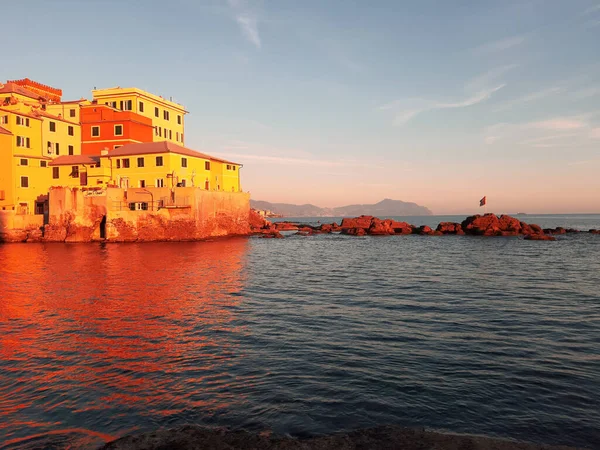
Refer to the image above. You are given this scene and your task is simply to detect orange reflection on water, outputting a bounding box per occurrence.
[0,238,250,443]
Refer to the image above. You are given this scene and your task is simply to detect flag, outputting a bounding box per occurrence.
[479,196,486,207]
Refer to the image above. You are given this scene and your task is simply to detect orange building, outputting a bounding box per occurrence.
[80,103,154,155]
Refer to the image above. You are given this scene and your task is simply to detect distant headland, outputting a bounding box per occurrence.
[250,198,433,218]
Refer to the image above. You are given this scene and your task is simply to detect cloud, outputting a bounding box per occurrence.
[227,0,261,48]
[472,35,525,55]
[493,87,563,112]
[465,64,517,92]
[381,84,506,126]
[526,118,588,130]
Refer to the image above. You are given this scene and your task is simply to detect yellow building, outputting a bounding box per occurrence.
[46,98,90,126]
[91,87,187,146]
[49,141,242,193]
[0,81,82,215]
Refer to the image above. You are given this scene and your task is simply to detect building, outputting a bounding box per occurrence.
[49,141,242,192]
[91,87,187,146]
[80,103,154,155]
[0,80,81,215]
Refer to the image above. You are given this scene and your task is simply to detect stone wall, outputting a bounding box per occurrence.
[0,211,44,243]
[0,187,251,243]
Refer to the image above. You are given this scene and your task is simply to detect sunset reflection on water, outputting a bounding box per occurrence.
[0,239,249,447]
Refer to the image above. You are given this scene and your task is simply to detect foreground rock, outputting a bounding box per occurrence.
[100,425,580,450]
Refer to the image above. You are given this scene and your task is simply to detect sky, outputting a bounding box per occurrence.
[4,0,600,214]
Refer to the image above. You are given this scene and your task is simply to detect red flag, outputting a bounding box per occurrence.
[479,196,486,207]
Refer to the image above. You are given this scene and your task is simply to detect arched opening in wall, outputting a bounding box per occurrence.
[100,215,107,239]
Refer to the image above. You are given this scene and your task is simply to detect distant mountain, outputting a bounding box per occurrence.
[250,198,432,217]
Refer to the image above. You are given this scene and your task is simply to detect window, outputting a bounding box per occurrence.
[114,145,122,149]
[205,161,210,170]
[227,164,231,170]
[53,167,60,179]
[41,161,47,168]
[55,143,60,155]
[156,178,164,188]
[158,127,162,137]
[164,110,170,120]
[91,126,100,137]
[16,136,26,147]
[47,141,52,154]
[177,115,181,125]
[111,101,117,108]
[20,158,28,166]
[120,100,133,111]
[181,133,184,143]
[71,166,79,178]
[20,176,29,188]
[70,109,76,118]
[49,121,56,132]
[181,157,187,168]
[137,157,144,167]
[0,115,7,124]
[155,107,159,117]
[129,202,148,211]
[180,179,186,187]
[68,125,74,136]
[122,158,130,168]
[156,156,163,166]
[16,116,29,126]
[116,159,121,169]
[68,145,74,155]
[176,132,179,141]
[139,101,144,113]
[169,130,172,139]
[139,180,146,188]
[114,125,123,136]
[155,126,159,136]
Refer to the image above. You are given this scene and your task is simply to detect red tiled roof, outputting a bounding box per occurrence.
[49,155,100,166]
[0,82,41,100]
[0,125,12,135]
[0,107,42,120]
[106,141,241,165]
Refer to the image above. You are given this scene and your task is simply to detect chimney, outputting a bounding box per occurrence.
[101,148,109,156]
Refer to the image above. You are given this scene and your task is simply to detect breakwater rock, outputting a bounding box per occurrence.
[100,424,580,450]
[247,213,600,241]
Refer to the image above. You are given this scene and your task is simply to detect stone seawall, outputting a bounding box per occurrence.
[0,187,251,243]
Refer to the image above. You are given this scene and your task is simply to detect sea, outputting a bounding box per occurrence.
[0,214,599,449]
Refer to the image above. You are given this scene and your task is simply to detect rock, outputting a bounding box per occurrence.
[340,215,373,230]
[498,214,522,233]
[389,220,414,234]
[417,225,433,235]
[249,209,271,233]
[319,224,333,233]
[342,227,367,236]
[524,234,556,241]
[436,222,465,235]
[461,214,501,236]
[566,228,580,233]
[590,229,600,234]
[368,218,394,235]
[275,222,299,231]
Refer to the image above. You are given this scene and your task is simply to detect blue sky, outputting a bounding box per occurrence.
[4,0,600,213]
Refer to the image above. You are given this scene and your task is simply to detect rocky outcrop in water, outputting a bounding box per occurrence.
[100,424,579,450]
[251,213,587,242]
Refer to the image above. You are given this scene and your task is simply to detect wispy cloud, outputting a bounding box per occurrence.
[472,35,525,55]
[379,83,506,126]
[526,118,588,130]
[227,0,261,48]
[493,87,563,112]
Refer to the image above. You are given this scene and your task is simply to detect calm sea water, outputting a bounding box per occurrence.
[1,214,599,449]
